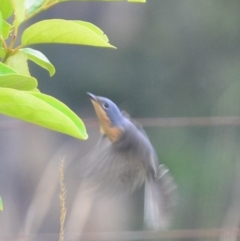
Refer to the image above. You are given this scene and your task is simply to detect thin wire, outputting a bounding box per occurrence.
[137,116,240,127]
[1,229,240,241]
[1,116,240,130]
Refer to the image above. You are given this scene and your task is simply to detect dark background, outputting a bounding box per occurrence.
[1,1,240,240]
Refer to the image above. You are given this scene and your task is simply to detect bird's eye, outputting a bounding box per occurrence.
[102,102,110,109]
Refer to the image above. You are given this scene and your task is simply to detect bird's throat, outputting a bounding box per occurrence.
[91,100,122,142]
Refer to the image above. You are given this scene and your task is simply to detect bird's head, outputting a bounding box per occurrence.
[87,92,125,142]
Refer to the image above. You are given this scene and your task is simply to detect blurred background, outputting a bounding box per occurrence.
[1,0,240,240]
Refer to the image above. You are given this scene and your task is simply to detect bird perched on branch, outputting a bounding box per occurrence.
[81,92,176,230]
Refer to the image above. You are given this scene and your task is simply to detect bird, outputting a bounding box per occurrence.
[81,92,177,230]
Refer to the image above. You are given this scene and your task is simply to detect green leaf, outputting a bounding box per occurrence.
[20,48,55,76]
[22,19,116,48]
[28,91,88,139]
[0,74,37,90]
[0,12,3,36]
[31,88,40,92]
[12,0,25,27]
[0,88,88,139]
[0,197,3,211]
[73,20,109,43]
[5,51,30,75]
[2,19,12,39]
[0,48,6,58]
[0,0,13,19]
[0,62,16,75]
[24,0,47,16]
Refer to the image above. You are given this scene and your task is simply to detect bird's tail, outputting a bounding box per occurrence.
[144,164,177,230]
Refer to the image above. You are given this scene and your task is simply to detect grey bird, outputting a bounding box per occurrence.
[78,93,177,230]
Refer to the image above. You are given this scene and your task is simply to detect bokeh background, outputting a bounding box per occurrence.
[1,1,240,240]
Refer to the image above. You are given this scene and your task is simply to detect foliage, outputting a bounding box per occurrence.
[0,0,145,140]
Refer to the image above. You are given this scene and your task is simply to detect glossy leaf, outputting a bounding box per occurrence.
[24,0,47,16]
[31,88,40,92]
[73,20,109,42]
[5,51,30,75]
[0,0,13,19]
[0,48,6,58]
[2,19,11,39]
[20,48,55,76]
[0,62,16,75]
[0,12,3,36]
[12,0,25,27]
[0,88,88,139]
[22,19,116,48]
[0,74,37,90]
[28,91,88,139]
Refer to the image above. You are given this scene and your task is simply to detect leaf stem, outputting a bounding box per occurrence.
[1,35,11,63]
[9,27,18,49]
[0,36,7,50]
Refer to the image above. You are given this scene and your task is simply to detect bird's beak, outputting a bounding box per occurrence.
[87,92,98,102]
[87,92,106,135]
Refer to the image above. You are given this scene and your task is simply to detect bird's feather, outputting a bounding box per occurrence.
[75,134,146,195]
[144,163,177,229]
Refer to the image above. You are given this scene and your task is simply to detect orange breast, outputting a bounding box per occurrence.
[91,100,123,142]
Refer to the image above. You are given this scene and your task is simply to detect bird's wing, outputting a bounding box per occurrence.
[121,110,149,140]
[144,161,177,229]
[74,134,146,195]
[122,110,158,159]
